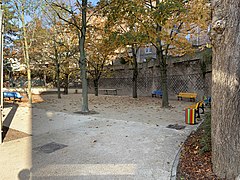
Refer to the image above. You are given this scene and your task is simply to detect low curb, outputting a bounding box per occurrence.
[170,117,206,180]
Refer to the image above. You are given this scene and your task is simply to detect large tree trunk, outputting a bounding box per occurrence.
[211,0,240,179]
[79,0,89,112]
[156,44,169,108]
[160,62,169,108]
[63,73,69,95]
[132,45,138,98]
[93,79,99,96]
[53,29,61,99]
[155,2,169,108]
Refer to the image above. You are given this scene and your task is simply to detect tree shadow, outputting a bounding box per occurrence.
[2,102,19,141]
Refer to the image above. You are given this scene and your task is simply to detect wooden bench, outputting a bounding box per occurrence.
[99,89,118,95]
[186,100,204,118]
[177,92,197,101]
[152,90,162,97]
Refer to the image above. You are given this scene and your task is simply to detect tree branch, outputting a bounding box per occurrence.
[46,1,81,31]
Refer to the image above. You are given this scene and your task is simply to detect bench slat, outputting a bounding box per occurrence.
[177,92,197,101]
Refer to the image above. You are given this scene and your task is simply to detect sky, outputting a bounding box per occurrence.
[90,0,99,6]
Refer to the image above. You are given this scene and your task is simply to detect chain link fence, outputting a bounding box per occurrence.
[168,74,204,94]
[89,73,211,98]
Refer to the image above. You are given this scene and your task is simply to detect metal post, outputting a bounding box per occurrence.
[0,1,4,144]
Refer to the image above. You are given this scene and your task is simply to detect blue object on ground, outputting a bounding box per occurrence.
[204,96,211,107]
[3,92,23,101]
[152,90,162,97]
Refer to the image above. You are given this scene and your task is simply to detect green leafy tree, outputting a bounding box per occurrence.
[86,16,116,96]
[48,0,92,112]
[28,19,49,84]
[59,27,79,95]
[46,21,64,98]
[1,0,19,45]
[10,0,43,105]
[101,3,149,98]
[99,0,210,107]
[143,0,209,107]
[42,6,77,98]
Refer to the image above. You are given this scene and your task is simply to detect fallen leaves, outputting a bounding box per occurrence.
[177,125,221,180]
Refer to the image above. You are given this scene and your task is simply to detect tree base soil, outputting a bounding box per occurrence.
[177,118,224,180]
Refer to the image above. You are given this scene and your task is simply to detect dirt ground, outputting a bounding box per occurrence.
[3,92,193,141]
[31,93,195,127]
[2,92,216,179]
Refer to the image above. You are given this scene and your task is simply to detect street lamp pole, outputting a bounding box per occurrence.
[0,0,4,144]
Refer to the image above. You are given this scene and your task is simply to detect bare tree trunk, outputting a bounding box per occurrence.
[156,42,169,108]
[79,0,89,112]
[155,0,169,108]
[132,45,138,98]
[63,61,70,95]
[21,11,32,105]
[211,0,240,179]
[160,61,169,107]
[56,62,61,99]
[43,70,47,86]
[93,79,98,96]
[64,73,69,94]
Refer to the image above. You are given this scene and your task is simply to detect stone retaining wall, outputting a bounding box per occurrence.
[89,49,212,99]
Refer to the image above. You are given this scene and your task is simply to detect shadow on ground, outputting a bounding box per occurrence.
[2,102,29,142]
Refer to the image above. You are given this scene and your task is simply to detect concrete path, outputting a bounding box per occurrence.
[0,100,197,180]
[1,105,32,180]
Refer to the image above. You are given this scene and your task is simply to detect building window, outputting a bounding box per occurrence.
[185,34,191,41]
[145,45,152,54]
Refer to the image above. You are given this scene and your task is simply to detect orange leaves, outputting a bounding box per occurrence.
[86,15,116,79]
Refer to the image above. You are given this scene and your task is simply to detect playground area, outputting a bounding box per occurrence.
[1,91,203,179]
[32,93,195,125]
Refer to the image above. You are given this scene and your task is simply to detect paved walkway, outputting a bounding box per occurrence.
[0,100,197,180]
